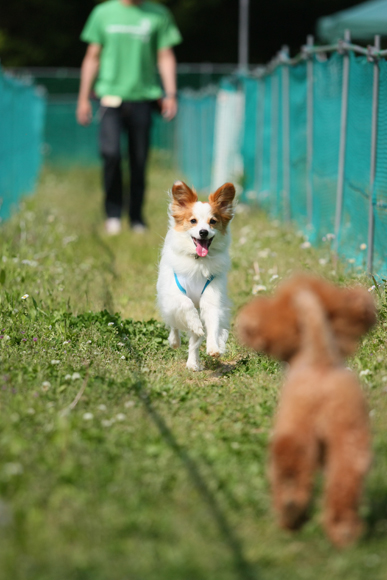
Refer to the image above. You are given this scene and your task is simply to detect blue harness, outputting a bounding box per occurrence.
[174,272,215,296]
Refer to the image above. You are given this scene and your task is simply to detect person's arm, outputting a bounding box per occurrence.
[76,43,101,126]
[157,47,178,121]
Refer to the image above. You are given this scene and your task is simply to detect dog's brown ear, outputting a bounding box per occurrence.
[236,298,269,352]
[171,181,197,207]
[209,183,235,222]
[346,287,377,333]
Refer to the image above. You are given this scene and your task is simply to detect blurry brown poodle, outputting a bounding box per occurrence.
[237,274,376,547]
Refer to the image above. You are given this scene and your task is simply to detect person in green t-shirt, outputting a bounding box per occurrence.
[77,0,182,234]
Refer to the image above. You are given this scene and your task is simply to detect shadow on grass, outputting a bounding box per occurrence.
[131,378,260,580]
[207,356,251,378]
[365,480,387,538]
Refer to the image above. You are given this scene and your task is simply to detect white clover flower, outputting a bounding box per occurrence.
[3,463,23,476]
[360,369,372,377]
[360,243,367,250]
[121,355,126,360]
[21,294,29,300]
[98,404,107,411]
[239,237,247,245]
[83,413,93,421]
[270,274,279,282]
[42,381,51,390]
[326,233,335,241]
[319,258,328,266]
[101,419,113,427]
[252,285,267,295]
[87,340,92,344]
[71,372,81,380]
[51,360,60,365]
[258,249,270,258]
[108,322,114,326]
[124,401,135,408]
[116,413,126,421]
[64,374,72,380]
[300,241,311,249]
[348,258,356,264]
[63,235,78,246]
[26,408,35,415]
[117,342,125,347]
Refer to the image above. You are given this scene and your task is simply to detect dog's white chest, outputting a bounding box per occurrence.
[175,273,209,308]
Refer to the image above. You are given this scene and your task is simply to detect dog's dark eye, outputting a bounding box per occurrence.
[190,218,197,224]
[209,218,217,225]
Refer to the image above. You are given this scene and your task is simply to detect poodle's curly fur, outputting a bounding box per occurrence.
[237,274,376,547]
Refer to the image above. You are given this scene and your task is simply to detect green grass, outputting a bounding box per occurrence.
[1,156,387,579]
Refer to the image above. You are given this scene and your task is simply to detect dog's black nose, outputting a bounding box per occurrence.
[199,229,208,238]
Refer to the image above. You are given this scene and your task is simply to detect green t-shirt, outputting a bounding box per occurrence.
[81,0,182,101]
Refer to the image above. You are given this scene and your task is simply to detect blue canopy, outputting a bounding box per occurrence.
[317,0,387,42]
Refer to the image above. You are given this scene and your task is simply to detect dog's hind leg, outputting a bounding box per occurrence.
[168,328,181,349]
[218,328,229,354]
[323,431,371,547]
[186,331,204,371]
[270,432,317,530]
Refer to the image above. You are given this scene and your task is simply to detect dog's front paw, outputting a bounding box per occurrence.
[207,348,221,358]
[188,320,204,337]
[186,360,204,371]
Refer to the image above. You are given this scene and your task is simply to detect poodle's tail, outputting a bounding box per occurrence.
[293,289,340,366]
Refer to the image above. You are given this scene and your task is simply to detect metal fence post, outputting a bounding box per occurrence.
[281,46,291,222]
[238,0,250,71]
[306,35,314,228]
[255,78,265,196]
[334,29,351,252]
[367,35,380,274]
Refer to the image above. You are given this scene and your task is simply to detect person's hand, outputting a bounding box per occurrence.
[162,96,177,121]
[77,98,93,126]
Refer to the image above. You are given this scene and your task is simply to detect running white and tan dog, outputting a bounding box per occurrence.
[157,180,236,370]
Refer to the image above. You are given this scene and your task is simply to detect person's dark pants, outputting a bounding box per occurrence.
[99,101,153,224]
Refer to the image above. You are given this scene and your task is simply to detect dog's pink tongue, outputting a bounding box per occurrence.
[196,239,209,257]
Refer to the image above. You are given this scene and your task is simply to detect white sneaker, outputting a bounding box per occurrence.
[105,218,121,236]
[131,221,147,233]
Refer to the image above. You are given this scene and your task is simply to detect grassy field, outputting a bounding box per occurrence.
[1,157,387,580]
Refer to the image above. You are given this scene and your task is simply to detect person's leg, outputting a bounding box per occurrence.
[99,106,123,219]
[124,101,152,226]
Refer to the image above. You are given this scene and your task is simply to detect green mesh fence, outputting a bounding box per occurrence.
[5,55,387,277]
[44,97,176,166]
[373,59,387,278]
[341,53,373,266]
[289,63,307,226]
[14,67,228,168]
[176,89,217,191]
[239,49,387,278]
[311,54,343,241]
[0,68,46,221]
